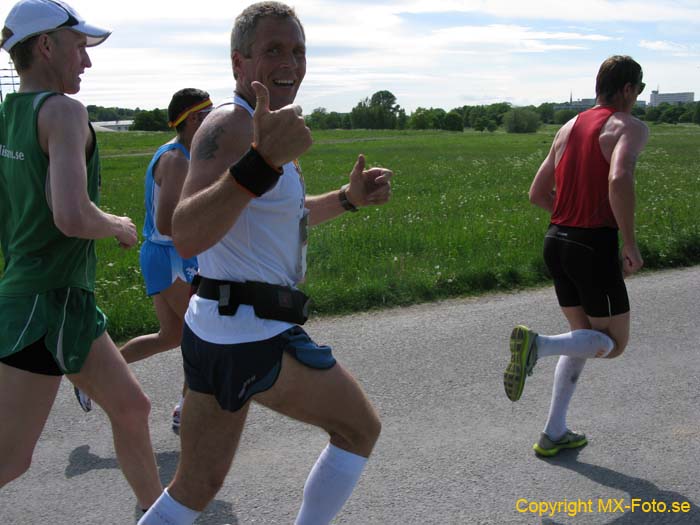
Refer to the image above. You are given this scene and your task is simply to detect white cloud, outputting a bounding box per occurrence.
[639,40,696,57]
[1,0,697,111]
[368,0,700,23]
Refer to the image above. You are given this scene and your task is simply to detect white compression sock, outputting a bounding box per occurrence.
[138,488,200,525]
[295,444,368,525]
[543,356,587,440]
[536,329,613,359]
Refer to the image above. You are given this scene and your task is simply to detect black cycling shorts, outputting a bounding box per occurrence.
[543,223,630,317]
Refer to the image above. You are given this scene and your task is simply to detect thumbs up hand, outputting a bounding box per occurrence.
[251,81,312,168]
[344,154,394,208]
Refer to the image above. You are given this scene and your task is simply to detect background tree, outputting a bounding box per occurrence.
[461,106,473,129]
[409,107,431,130]
[679,106,694,123]
[442,110,464,131]
[326,111,343,129]
[130,109,169,131]
[350,97,372,129]
[486,102,511,126]
[631,105,646,119]
[644,106,662,122]
[87,104,136,122]
[468,106,487,129]
[306,107,328,129]
[554,109,578,125]
[472,116,488,132]
[503,108,541,133]
[693,102,700,125]
[396,108,408,130]
[536,103,555,124]
[660,104,686,124]
[370,90,398,113]
[350,90,402,129]
[430,108,446,130]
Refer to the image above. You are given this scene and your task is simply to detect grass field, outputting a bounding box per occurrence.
[10,125,700,340]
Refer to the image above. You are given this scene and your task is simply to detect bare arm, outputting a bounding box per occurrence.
[528,142,556,212]
[172,82,312,259]
[307,154,393,226]
[171,111,254,260]
[608,118,649,274]
[40,96,136,247]
[154,149,190,236]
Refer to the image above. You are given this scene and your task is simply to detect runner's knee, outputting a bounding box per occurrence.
[603,330,628,359]
[105,388,152,425]
[172,468,228,509]
[329,410,381,456]
[606,340,627,359]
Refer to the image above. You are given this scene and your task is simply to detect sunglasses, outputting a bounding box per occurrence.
[637,82,646,95]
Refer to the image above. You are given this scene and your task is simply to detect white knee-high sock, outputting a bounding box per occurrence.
[543,356,587,440]
[537,329,613,359]
[295,444,368,525]
[138,488,200,525]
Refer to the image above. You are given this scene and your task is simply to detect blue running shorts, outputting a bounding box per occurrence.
[139,240,198,296]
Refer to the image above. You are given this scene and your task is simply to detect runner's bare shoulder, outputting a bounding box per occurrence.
[191,103,252,165]
[37,95,90,153]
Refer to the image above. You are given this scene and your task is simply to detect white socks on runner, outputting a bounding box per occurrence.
[543,356,587,440]
[138,488,200,525]
[536,329,613,359]
[295,444,368,525]
[537,330,613,440]
[138,445,367,525]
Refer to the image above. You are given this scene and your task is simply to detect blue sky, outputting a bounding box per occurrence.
[1,0,699,112]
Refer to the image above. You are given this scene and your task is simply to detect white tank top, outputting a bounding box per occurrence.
[185,94,309,344]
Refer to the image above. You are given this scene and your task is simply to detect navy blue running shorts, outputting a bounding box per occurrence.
[543,223,630,317]
[181,323,337,412]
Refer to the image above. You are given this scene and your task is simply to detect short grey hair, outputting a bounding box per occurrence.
[230,1,304,59]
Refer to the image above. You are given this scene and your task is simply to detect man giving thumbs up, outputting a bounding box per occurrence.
[140,3,393,525]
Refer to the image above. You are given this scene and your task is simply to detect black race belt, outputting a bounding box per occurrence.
[195,277,310,325]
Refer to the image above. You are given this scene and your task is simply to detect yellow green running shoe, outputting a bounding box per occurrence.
[533,430,588,457]
[504,325,538,401]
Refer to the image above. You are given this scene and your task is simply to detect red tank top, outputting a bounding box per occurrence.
[551,106,617,229]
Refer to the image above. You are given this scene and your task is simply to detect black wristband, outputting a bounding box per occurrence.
[229,147,282,197]
[339,185,358,212]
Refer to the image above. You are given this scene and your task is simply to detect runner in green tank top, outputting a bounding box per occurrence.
[0,0,162,514]
[0,90,100,296]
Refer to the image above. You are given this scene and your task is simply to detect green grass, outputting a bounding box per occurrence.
[5,125,700,340]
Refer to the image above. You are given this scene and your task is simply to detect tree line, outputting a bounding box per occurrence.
[89,91,700,133]
[87,105,170,132]
[308,90,700,133]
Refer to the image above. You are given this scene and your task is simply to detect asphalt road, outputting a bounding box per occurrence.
[2,266,699,524]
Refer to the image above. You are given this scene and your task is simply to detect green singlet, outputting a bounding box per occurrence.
[0,92,107,373]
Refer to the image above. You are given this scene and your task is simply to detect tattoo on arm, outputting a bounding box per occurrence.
[196,125,226,161]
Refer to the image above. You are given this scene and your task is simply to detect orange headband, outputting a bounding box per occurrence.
[168,99,213,128]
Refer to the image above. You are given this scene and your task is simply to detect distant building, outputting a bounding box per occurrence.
[649,91,694,107]
[553,97,596,112]
[92,120,133,132]
[554,97,647,112]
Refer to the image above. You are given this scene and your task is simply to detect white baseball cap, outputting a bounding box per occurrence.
[2,0,111,52]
